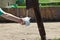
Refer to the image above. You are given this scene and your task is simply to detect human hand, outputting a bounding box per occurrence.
[19,18,25,25]
[19,17,31,26]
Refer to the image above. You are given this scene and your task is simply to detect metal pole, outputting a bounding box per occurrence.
[26,0,46,40]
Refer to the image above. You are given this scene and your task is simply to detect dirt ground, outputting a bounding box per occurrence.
[0,22,60,40]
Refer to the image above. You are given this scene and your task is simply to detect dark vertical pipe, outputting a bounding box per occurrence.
[33,1,46,40]
[26,0,46,40]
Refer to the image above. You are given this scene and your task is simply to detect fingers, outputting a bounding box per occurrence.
[19,19,25,25]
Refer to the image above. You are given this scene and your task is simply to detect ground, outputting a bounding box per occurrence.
[0,22,60,40]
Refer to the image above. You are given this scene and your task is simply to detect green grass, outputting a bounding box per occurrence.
[40,0,60,3]
[17,5,60,8]
[16,0,60,8]
[40,3,60,7]
[17,6,26,8]
[53,38,60,40]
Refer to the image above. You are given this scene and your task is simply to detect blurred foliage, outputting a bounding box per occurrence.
[16,0,26,6]
[53,38,60,40]
[10,0,60,8]
[40,0,60,3]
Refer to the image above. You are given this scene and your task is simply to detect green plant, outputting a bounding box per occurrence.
[53,38,60,40]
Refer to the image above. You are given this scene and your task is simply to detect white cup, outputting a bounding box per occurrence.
[22,17,31,26]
